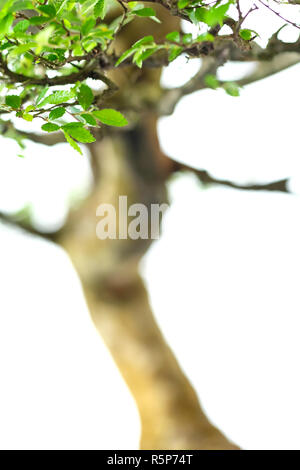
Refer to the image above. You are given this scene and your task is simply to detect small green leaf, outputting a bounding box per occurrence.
[42,123,60,132]
[49,107,66,120]
[178,0,190,9]
[36,87,49,106]
[92,109,128,127]
[62,124,96,143]
[81,113,97,126]
[239,29,254,41]
[224,82,240,97]
[196,33,214,42]
[25,105,35,112]
[62,122,84,130]
[182,33,192,44]
[29,16,48,26]
[94,0,106,19]
[135,7,156,17]
[115,36,154,67]
[130,35,155,49]
[195,7,206,23]
[204,3,230,27]
[37,4,56,18]
[133,46,159,68]
[166,31,180,43]
[38,90,75,108]
[63,131,83,155]
[9,42,36,57]
[115,48,135,67]
[77,84,94,111]
[13,19,30,33]
[22,113,33,122]
[5,95,21,109]
[168,45,183,62]
[81,17,96,36]
[0,14,14,39]
[205,74,219,89]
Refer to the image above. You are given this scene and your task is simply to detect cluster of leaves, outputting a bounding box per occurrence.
[0,0,295,154]
[115,1,242,68]
[204,73,240,96]
[0,0,129,152]
[4,81,128,154]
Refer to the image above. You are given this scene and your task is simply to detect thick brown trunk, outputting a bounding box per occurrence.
[84,273,238,450]
[58,121,238,449]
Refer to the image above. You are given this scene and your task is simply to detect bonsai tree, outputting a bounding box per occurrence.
[0,0,298,449]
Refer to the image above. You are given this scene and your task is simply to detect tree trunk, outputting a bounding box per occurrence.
[58,118,239,450]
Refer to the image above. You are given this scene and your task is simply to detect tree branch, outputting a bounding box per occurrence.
[19,130,67,146]
[173,162,291,193]
[159,49,300,116]
[0,211,59,240]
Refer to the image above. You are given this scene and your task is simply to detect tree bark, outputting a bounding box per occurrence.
[58,119,239,450]
[84,273,238,450]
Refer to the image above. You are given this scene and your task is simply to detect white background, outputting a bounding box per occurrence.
[1,3,300,450]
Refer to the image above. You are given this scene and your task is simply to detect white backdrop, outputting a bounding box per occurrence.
[1,7,300,449]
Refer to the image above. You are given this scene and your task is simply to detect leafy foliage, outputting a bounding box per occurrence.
[0,0,299,154]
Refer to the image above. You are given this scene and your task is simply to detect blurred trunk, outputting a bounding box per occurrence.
[84,272,238,450]
[58,116,238,450]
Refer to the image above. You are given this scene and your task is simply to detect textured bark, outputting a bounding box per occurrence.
[84,273,238,450]
[58,119,239,450]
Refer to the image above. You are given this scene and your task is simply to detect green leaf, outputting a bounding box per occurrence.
[196,33,214,42]
[205,74,219,89]
[77,83,94,110]
[63,131,83,155]
[37,4,56,17]
[13,19,30,33]
[62,122,85,130]
[130,35,155,49]
[38,90,75,108]
[168,45,183,62]
[239,29,254,41]
[178,0,190,9]
[81,0,99,15]
[195,7,206,23]
[36,87,49,106]
[92,109,128,127]
[115,48,135,67]
[29,16,49,26]
[133,46,159,68]
[166,31,180,43]
[35,25,55,54]
[42,123,61,132]
[81,113,97,126]
[94,0,106,19]
[49,107,66,120]
[115,35,154,67]
[81,17,96,36]
[0,14,14,39]
[135,7,156,17]
[182,33,192,44]
[62,124,96,142]
[9,42,36,57]
[204,2,230,27]
[22,113,33,121]
[5,95,21,109]
[224,82,240,97]
[25,105,35,112]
